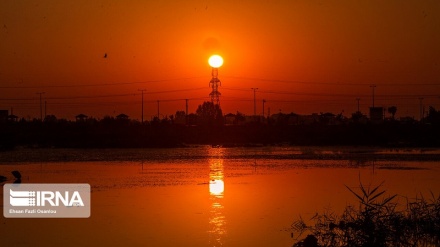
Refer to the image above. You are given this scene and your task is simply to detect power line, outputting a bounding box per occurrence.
[1,91,438,103]
[0,77,207,89]
[0,87,206,101]
[3,76,438,90]
[4,97,433,108]
[1,80,438,119]
[223,76,440,86]
[222,86,440,98]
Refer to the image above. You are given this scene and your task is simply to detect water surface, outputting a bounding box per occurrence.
[1,146,439,246]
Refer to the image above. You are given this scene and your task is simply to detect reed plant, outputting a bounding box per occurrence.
[292,181,440,247]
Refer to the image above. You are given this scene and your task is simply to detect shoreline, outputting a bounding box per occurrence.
[0,146,440,163]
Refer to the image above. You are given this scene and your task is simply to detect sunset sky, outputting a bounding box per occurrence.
[1,0,439,120]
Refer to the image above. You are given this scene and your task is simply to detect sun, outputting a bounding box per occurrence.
[208,55,223,68]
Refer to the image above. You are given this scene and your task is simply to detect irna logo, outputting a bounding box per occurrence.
[9,189,84,207]
[4,184,90,218]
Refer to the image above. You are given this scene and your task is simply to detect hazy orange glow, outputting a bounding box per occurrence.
[0,1,439,119]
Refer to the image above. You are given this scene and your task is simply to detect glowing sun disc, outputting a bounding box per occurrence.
[208,55,223,68]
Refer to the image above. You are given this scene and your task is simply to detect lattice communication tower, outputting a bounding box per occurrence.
[209,67,221,105]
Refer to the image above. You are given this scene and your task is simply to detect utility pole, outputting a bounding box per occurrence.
[262,99,266,118]
[419,97,424,121]
[157,100,160,119]
[370,85,376,107]
[138,89,146,123]
[36,92,45,120]
[251,88,258,116]
[356,98,360,112]
[44,101,47,119]
[185,99,189,125]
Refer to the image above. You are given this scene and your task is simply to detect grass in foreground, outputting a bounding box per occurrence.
[292,181,440,247]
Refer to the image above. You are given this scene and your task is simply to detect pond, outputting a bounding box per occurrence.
[1,146,439,246]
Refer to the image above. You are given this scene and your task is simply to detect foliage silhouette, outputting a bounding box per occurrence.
[426,106,440,124]
[196,101,223,126]
[292,181,440,247]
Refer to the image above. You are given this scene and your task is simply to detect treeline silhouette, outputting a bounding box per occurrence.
[1,102,440,149]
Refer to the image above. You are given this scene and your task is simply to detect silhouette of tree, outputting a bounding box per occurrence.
[387,106,397,120]
[187,113,198,125]
[101,116,115,125]
[235,111,246,125]
[174,111,185,119]
[272,112,288,126]
[351,111,363,123]
[44,115,57,123]
[319,112,335,125]
[426,106,440,124]
[151,116,160,125]
[196,101,223,126]
[174,111,186,125]
[161,115,171,125]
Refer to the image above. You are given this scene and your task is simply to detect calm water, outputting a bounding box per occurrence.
[1,146,439,246]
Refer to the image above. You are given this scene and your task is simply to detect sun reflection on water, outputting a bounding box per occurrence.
[209,155,226,246]
[209,179,224,196]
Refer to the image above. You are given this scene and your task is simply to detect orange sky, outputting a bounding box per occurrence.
[1,0,439,120]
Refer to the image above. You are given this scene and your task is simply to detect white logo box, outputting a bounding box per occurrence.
[3,183,90,218]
